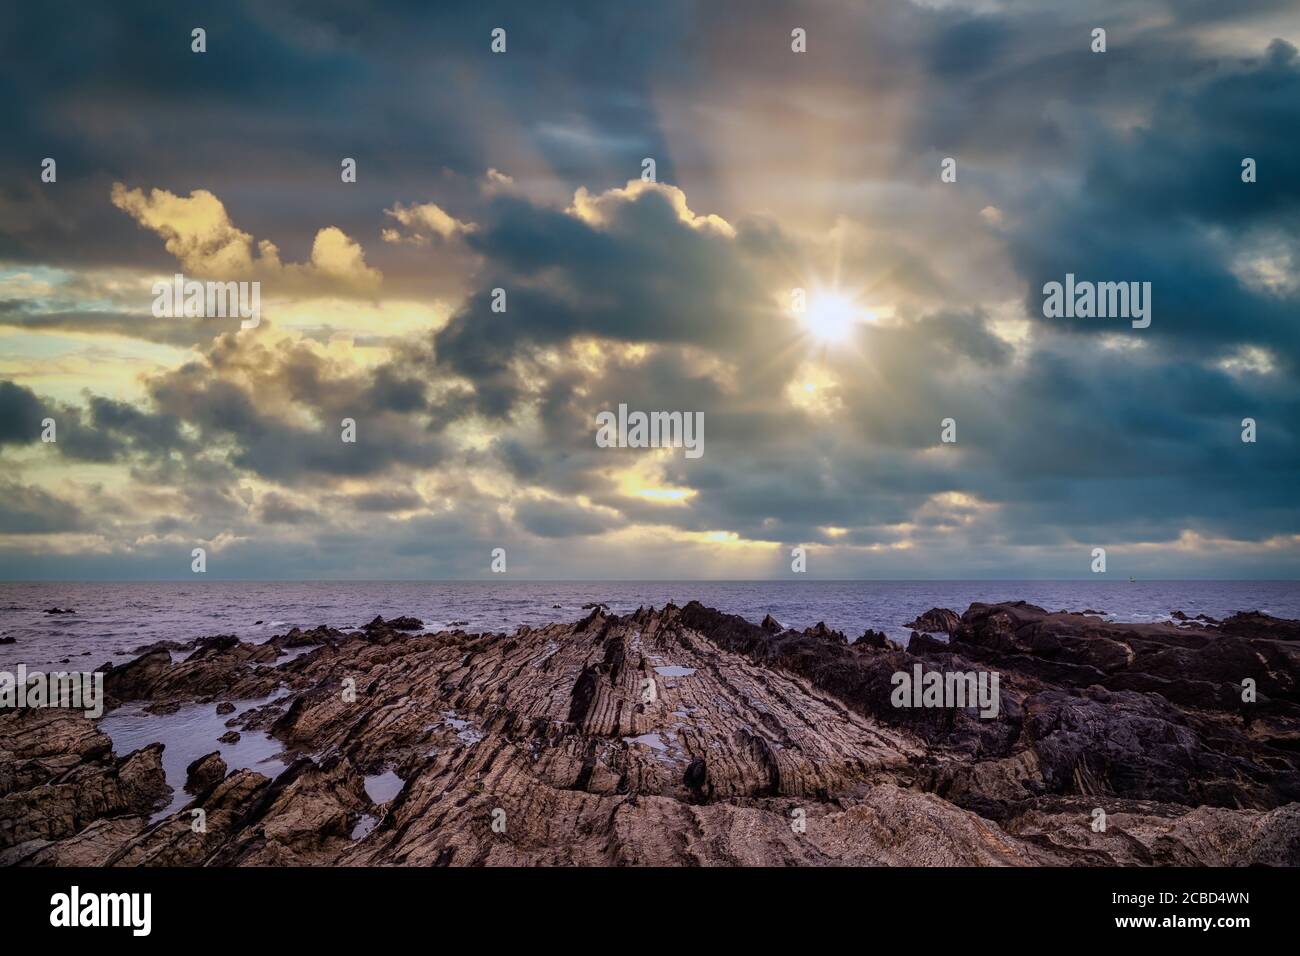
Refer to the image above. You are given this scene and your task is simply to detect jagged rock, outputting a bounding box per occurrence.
[903,608,960,634]
[185,751,227,794]
[361,615,422,631]
[4,600,1297,867]
[106,769,275,867]
[802,621,846,642]
[0,709,169,850]
[906,632,948,654]
[760,614,783,632]
[856,629,891,649]
[215,702,236,715]
[1219,610,1300,641]
[388,616,424,631]
[43,607,75,614]
[275,625,344,648]
[131,639,193,655]
[104,638,279,707]
[218,731,241,744]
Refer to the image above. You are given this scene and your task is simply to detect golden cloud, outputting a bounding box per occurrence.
[111,183,381,295]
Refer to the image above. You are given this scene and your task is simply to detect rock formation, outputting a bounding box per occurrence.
[2,601,1297,866]
[185,752,227,794]
[903,607,960,634]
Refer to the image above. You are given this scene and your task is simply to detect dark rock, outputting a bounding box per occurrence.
[385,616,424,631]
[903,607,960,634]
[191,634,241,656]
[1218,611,1300,641]
[802,621,847,643]
[43,607,75,615]
[855,629,891,649]
[215,702,236,715]
[185,751,227,794]
[276,625,345,647]
[683,757,709,801]
[103,649,171,701]
[218,731,241,744]
[1022,687,1287,808]
[906,632,948,654]
[760,614,783,632]
[131,639,192,655]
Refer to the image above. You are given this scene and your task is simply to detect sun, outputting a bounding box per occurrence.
[799,291,865,343]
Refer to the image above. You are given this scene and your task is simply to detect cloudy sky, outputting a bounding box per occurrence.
[1,0,1297,580]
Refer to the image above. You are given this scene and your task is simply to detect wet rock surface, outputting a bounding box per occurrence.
[185,752,227,794]
[903,607,960,634]
[2,600,1298,866]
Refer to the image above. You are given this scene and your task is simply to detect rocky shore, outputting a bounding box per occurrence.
[2,600,1298,866]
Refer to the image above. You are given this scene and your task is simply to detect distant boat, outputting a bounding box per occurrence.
[1129,576,1135,583]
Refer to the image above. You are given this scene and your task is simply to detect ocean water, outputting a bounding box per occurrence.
[2,580,1298,673]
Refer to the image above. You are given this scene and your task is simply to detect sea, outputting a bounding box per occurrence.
[3,579,1298,672]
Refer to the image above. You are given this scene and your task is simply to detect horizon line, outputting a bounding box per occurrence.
[3,577,1299,585]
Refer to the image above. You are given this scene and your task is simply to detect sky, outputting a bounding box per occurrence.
[1,0,1298,580]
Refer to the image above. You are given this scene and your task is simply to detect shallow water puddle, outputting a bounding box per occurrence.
[350,813,379,840]
[654,665,696,677]
[363,770,404,804]
[100,690,289,822]
[442,710,483,745]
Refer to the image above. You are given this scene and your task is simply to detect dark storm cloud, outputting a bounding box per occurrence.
[87,395,192,456]
[0,380,127,462]
[144,337,446,483]
[0,380,46,445]
[0,482,85,534]
[514,499,624,539]
[1004,39,1300,362]
[928,14,1012,78]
